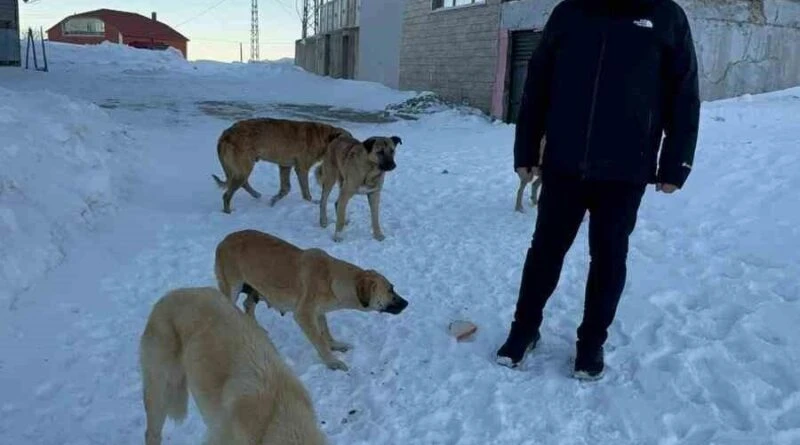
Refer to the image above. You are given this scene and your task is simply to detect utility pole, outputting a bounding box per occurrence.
[240,42,243,62]
[250,0,259,62]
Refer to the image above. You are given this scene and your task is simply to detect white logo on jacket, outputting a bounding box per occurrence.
[633,19,654,28]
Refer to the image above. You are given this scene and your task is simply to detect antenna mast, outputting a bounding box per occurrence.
[250,0,259,61]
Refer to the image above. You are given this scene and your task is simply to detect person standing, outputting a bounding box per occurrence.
[496,0,700,380]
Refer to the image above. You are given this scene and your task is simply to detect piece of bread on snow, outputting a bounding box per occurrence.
[448,320,478,341]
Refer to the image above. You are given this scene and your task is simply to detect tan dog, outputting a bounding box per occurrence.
[515,137,547,212]
[211,117,351,213]
[139,286,327,445]
[214,229,409,371]
[315,134,402,242]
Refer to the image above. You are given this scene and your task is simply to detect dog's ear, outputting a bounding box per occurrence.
[390,136,402,146]
[355,273,374,308]
[327,131,343,143]
[362,137,376,153]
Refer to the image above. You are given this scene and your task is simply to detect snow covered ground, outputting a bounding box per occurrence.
[1,42,799,445]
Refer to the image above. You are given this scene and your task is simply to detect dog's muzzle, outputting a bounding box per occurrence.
[380,161,396,172]
[382,295,408,315]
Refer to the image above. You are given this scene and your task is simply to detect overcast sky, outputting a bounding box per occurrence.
[19,0,303,61]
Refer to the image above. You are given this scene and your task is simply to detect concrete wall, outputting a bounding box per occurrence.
[294,28,359,79]
[358,0,404,88]
[0,0,20,66]
[399,0,503,111]
[682,0,800,100]
[498,0,800,102]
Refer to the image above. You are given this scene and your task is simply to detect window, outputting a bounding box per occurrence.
[62,18,105,36]
[431,0,484,11]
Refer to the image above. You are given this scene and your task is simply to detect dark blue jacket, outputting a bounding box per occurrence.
[513,0,700,188]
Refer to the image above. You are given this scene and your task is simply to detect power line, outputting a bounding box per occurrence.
[175,0,233,27]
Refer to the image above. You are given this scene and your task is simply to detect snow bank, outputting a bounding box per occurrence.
[41,41,191,75]
[0,86,132,306]
[27,41,417,111]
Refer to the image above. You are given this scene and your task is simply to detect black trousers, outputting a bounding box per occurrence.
[511,170,646,349]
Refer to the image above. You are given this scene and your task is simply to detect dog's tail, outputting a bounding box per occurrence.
[212,133,236,189]
[139,313,189,423]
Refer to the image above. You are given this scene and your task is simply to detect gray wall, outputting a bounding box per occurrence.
[295,28,359,79]
[0,0,20,66]
[399,0,502,111]
[358,0,404,88]
[500,0,800,101]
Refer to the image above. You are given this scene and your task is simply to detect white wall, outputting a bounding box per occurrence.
[358,0,404,88]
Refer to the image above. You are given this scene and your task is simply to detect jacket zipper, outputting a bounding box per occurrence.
[581,31,608,179]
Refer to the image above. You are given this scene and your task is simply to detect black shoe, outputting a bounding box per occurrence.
[496,330,541,369]
[573,343,604,381]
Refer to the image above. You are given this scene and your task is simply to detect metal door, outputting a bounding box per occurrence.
[507,30,542,123]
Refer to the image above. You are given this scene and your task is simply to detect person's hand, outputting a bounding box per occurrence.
[656,183,678,193]
[516,166,540,181]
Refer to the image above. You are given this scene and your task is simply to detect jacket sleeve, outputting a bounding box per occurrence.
[657,8,700,188]
[513,8,561,170]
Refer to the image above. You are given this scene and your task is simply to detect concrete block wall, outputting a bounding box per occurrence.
[399,0,503,111]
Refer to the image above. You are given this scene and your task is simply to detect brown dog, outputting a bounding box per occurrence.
[214,229,408,371]
[211,117,351,213]
[139,286,327,445]
[315,134,402,242]
[515,136,546,212]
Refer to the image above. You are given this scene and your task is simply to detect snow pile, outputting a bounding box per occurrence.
[385,91,487,119]
[0,87,132,306]
[41,41,191,75]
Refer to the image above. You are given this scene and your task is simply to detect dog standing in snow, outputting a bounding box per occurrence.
[315,134,402,242]
[214,229,409,371]
[211,117,351,213]
[139,286,327,445]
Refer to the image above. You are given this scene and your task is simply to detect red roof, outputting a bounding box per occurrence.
[51,9,189,42]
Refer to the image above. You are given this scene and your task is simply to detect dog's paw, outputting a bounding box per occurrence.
[515,206,524,213]
[326,359,349,371]
[332,233,344,243]
[320,219,329,228]
[331,341,353,352]
[373,232,386,242]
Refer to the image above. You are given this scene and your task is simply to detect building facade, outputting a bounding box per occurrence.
[295,0,361,79]
[47,9,189,58]
[295,0,406,88]
[399,0,800,122]
[0,0,20,66]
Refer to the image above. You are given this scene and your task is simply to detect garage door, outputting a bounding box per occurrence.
[507,30,542,123]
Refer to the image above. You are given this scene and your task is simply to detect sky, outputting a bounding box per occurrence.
[19,0,303,62]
